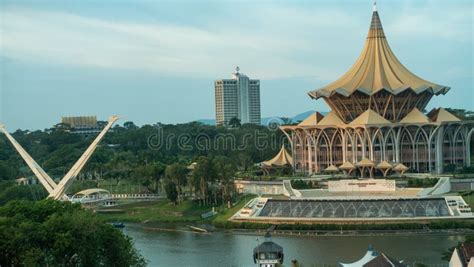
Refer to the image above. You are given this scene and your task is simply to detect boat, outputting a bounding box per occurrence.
[187,225,207,233]
[112,222,125,229]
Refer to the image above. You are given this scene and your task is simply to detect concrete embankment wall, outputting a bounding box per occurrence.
[451,179,474,192]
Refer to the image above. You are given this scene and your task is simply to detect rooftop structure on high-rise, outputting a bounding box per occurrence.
[215,67,261,126]
[280,3,474,176]
[61,116,102,136]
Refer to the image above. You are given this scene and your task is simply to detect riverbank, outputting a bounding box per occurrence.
[124,221,474,237]
[95,193,474,233]
[96,195,255,223]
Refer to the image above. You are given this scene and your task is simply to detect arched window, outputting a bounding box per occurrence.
[400,129,414,169]
[316,132,330,171]
[414,129,429,173]
[331,132,343,166]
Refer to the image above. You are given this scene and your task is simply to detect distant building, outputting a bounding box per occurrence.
[215,67,261,126]
[15,177,29,186]
[61,116,101,136]
[450,243,474,267]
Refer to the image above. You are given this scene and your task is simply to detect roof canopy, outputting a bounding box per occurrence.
[400,108,430,124]
[261,146,293,168]
[393,163,409,172]
[73,188,110,197]
[325,164,339,172]
[308,6,449,100]
[298,112,325,126]
[427,108,461,123]
[376,160,393,169]
[339,161,356,170]
[350,109,391,125]
[317,111,345,126]
[356,158,375,167]
[340,245,405,267]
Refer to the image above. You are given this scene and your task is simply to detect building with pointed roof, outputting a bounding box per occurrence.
[298,112,325,126]
[450,242,474,267]
[253,232,284,267]
[340,245,406,267]
[280,4,473,176]
[261,146,293,174]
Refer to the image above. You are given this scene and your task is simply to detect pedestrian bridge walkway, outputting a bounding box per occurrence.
[70,188,164,205]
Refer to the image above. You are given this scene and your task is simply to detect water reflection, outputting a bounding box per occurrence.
[124,225,464,266]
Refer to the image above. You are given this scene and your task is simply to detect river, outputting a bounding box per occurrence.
[124,225,466,267]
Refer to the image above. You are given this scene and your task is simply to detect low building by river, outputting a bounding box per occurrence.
[253,232,284,267]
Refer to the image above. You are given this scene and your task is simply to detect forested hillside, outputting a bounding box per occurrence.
[0,121,286,203]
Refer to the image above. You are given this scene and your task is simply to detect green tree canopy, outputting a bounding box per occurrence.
[164,180,178,204]
[0,200,146,266]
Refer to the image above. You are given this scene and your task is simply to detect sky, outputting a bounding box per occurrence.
[0,0,473,131]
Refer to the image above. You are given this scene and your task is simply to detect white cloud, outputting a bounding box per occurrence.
[0,6,360,80]
[386,1,472,41]
[0,2,471,81]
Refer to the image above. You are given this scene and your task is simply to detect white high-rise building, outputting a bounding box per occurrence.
[215,67,261,126]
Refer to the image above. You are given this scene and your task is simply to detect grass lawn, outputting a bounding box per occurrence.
[97,200,211,223]
[462,192,474,208]
[97,194,257,224]
[213,194,256,224]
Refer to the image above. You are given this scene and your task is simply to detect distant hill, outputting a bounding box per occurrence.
[195,110,328,126]
[195,119,216,125]
[291,110,319,123]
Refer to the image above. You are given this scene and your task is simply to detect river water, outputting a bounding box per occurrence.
[124,225,465,267]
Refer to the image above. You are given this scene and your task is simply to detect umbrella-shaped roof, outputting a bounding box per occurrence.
[376,160,393,169]
[339,161,356,170]
[427,108,461,123]
[261,146,293,167]
[356,158,375,167]
[325,164,339,172]
[393,163,409,172]
[308,4,449,100]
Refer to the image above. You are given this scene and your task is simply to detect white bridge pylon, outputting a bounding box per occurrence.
[0,116,119,200]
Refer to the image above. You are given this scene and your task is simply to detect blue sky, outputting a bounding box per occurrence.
[0,0,473,130]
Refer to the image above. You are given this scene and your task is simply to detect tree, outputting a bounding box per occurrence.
[148,161,166,192]
[228,117,241,128]
[445,108,474,121]
[0,200,146,266]
[0,161,14,181]
[213,156,237,207]
[123,121,138,130]
[164,180,178,204]
[53,122,71,132]
[280,117,292,125]
[165,163,187,202]
[0,183,47,205]
[238,153,252,171]
[192,156,215,206]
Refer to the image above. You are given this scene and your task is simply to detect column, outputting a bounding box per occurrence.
[435,126,444,174]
